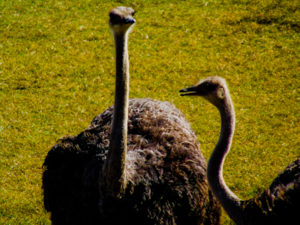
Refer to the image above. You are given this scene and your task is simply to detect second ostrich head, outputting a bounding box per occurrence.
[180,76,229,108]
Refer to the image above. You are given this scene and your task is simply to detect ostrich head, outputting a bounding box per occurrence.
[109,6,135,35]
[180,76,229,107]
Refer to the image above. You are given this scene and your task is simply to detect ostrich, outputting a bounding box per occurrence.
[43,7,221,225]
[180,76,300,225]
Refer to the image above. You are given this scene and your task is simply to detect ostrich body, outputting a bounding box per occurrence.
[180,76,300,225]
[42,7,221,225]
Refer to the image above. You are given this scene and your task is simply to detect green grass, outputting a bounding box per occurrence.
[0,0,299,224]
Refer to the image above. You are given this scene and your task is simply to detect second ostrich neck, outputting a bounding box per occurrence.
[104,33,129,198]
[207,96,244,223]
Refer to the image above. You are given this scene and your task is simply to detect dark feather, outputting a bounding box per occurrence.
[43,98,221,225]
[240,158,300,225]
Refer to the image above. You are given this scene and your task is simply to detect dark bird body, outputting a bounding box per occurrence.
[43,98,221,225]
[240,158,300,225]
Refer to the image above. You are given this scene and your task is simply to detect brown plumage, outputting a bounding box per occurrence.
[42,6,221,225]
[180,76,300,225]
[43,98,221,225]
[240,158,300,225]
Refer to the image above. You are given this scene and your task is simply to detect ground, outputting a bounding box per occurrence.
[0,0,299,224]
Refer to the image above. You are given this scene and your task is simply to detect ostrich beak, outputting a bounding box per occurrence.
[124,17,136,24]
[179,86,198,96]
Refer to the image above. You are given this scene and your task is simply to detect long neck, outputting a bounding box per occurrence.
[104,32,129,198]
[207,95,243,224]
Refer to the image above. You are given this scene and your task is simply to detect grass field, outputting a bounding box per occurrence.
[0,0,299,224]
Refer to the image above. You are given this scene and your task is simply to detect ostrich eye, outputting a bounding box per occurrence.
[200,82,217,94]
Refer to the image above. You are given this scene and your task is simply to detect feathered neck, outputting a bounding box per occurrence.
[103,31,130,198]
[207,92,244,224]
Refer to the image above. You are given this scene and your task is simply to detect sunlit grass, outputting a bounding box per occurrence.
[0,0,299,224]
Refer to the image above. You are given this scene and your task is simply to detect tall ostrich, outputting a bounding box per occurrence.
[180,76,300,225]
[43,7,221,225]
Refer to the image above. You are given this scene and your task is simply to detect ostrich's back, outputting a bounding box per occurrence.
[241,158,300,225]
[43,98,221,225]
